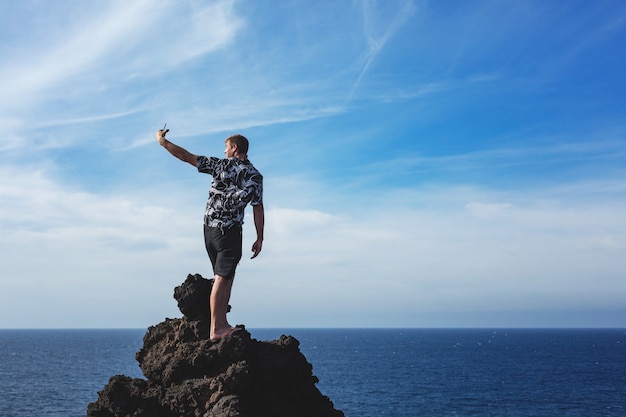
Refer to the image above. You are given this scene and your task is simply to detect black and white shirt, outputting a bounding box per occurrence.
[196,156,263,229]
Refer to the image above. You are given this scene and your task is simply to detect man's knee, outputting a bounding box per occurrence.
[212,275,235,294]
[214,273,235,282]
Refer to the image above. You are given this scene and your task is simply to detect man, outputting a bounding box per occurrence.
[156,128,264,342]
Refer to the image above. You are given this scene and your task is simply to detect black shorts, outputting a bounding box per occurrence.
[204,225,242,279]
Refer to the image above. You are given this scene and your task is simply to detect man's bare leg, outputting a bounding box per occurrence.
[210,274,236,341]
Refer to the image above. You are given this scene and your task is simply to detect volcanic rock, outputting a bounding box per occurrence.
[87,273,344,417]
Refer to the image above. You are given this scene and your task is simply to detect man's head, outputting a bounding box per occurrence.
[224,134,249,158]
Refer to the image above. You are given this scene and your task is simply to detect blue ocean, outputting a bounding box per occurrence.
[0,328,624,417]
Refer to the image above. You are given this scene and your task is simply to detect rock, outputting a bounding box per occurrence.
[87,274,344,417]
[174,273,230,320]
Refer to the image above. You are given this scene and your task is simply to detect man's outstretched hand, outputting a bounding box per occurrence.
[251,239,263,259]
[156,129,169,146]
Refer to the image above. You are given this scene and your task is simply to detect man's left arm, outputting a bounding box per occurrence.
[251,203,264,259]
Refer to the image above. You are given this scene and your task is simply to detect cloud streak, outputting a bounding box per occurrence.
[348,0,417,101]
[0,0,243,150]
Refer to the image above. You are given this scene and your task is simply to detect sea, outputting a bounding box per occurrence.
[0,328,624,417]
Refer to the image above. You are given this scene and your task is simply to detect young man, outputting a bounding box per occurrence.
[156,128,264,341]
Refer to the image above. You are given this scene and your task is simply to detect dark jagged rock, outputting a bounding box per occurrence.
[174,273,231,320]
[87,274,344,417]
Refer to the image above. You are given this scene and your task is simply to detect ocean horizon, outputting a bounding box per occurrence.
[1,328,624,416]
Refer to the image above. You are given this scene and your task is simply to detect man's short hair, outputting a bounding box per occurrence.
[226,134,249,155]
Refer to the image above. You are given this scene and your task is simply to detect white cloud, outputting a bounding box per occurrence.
[465,202,512,218]
[1,155,625,328]
[228,179,626,327]
[0,164,205,326]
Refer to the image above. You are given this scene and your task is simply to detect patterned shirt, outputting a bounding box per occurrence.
[196,155,263,229]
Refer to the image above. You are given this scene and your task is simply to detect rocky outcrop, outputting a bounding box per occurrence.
[87,274,344,417]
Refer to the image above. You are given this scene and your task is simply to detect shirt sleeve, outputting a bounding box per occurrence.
[196,155,220,175]
[250,173,263,206]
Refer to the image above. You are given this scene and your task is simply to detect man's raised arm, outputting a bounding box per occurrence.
[156,129,197,166]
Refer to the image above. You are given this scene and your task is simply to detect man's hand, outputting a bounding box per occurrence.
[251,204,264,259]
[251,239,263,259]
[156,129,169,146]
[155,129,198,166]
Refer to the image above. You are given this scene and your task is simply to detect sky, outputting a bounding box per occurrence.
[1,0,626,329]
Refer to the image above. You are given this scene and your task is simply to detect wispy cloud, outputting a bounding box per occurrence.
[0,0,242,151]
[352,129,626,189]
[3,1,155,105]
[346,0,418,101]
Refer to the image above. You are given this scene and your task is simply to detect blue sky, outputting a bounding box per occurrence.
[1,0,626,328]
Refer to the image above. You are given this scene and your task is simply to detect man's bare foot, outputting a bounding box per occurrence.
[210,326,242,342]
